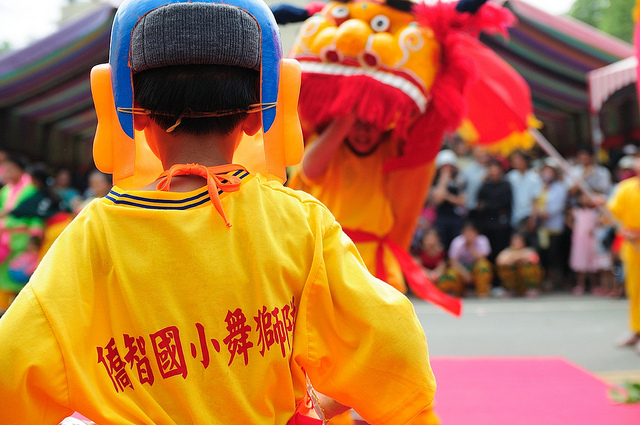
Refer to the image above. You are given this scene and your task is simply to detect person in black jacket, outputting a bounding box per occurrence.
[10,167,69,222]
[476,158,513,266]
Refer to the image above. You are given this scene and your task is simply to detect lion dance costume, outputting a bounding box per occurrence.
[280,0,515,318]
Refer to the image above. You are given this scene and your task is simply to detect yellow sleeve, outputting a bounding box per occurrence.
[0,285,73,424]
[606,181,627,222]
[294,219,436,425]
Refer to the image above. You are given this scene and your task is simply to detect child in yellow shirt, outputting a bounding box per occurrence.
[0,1,436,424]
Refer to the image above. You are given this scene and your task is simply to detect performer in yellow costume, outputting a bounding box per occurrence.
[284,0,514,317]
[607,154,640,352]
[285,2,514,422]
[291,116,430,294]
[0,1,436,423]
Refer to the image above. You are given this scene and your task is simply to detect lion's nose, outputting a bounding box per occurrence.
[332,19,372,59]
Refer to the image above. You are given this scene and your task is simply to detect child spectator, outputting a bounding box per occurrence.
[448,222,493,297]
[415,228,463,297]
[496,232,542,297]
[568,191,600,295]
[416,228,447,281]
[0,1,435,423]
[7,236,41,285]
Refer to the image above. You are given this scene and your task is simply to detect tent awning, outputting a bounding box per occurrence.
[480,0,636,149]
[0,0,637,166]
[0,4,114,164]
[587,56,638,114]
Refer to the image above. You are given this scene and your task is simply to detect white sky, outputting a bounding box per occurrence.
[0,0,575,50]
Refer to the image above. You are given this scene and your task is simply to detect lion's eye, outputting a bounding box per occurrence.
[331,5,350,20]
[370,14,390,32]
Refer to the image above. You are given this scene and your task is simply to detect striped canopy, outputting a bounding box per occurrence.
[0,4,114,166]
[588,56,638,114]
[482,0,636,151]
[0,0,636,169]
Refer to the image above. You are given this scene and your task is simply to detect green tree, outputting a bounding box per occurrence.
[0,41,11,55]
[568,0,636,43]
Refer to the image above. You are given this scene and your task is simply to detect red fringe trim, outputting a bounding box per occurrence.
[298,73,421,134]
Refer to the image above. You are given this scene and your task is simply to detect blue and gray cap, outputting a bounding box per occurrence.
[110,0,282,138]
[130,3,261,73]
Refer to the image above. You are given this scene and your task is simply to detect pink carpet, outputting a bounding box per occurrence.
[430,357,640,425]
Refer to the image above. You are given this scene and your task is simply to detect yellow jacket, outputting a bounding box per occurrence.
[0,172,435,424]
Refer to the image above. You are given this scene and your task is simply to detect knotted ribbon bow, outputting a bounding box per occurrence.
[157,163,246,227]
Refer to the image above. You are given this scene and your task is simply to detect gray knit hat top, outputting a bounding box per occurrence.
[130,2,262,73]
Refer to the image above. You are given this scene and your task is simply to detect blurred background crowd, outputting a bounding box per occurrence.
[1,136,637,306]
[0,150,111,310]
[411,137,639,300]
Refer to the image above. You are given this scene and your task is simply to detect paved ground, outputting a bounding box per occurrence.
[410,294,640,384]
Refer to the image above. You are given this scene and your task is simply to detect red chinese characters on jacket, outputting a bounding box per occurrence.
[96,297,297,393]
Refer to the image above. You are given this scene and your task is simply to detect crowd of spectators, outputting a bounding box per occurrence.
[412,138,636,299]
[0,150,112,312]
[0,139,634,306]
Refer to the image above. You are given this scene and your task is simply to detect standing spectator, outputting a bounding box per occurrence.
[430,149,466,251]
[607,153,640,351]
[9,167,74,260]
[537,159,568,290]
[496,232,542,297]
[448,222,493,297]
[506,150,542,244]
[568,192,600,295]
[476,158,512,265]
[462,146,491,220]
[72,170,113,213]
[616,155,636,182]
[568,145,612,196]
[0,155,38,313]
[52,169,81,209]
[450,135,474,171]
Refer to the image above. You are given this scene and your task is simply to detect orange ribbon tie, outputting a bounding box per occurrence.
[156,164,246,227]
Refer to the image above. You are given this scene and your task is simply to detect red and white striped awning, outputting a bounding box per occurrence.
[587,56,638,114]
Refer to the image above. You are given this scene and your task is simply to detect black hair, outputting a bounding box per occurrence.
[462,221,478,232]
[488,158,504,170]
[510,150,530,163]
[577,144,595,156]
[29,165,63,204]
[29,166,49,187]
[133,64,260,136]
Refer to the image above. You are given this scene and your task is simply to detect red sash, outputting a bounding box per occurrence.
[344,229,462,317]
[287,413,323,425]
